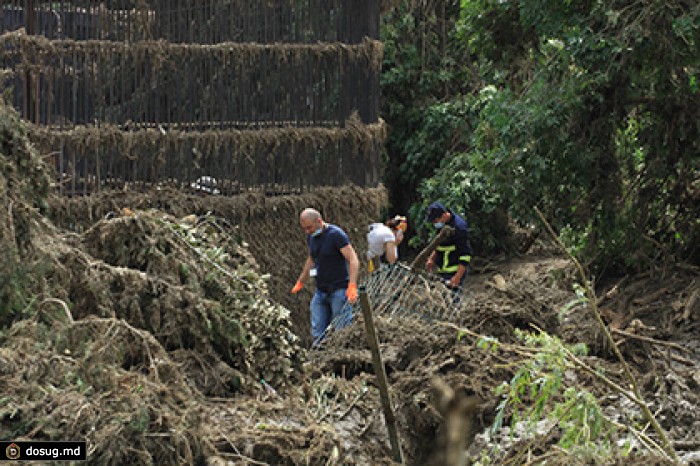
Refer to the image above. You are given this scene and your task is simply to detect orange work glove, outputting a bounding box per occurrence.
[346,283,358,303]
[392,215,407,232]
[291,281,304,294]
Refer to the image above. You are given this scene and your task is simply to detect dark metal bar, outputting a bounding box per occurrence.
[2,0,382,196]
[23,0,34,121]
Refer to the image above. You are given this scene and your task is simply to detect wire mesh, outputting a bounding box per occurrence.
[311,263,474,348]
[0,0,382,197]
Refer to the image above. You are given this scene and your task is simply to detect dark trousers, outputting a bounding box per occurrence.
[439,272,466,304]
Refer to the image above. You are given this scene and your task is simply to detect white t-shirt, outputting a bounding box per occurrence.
[367,223,398,260]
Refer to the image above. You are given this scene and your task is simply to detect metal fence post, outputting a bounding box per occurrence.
[23,0,35,121]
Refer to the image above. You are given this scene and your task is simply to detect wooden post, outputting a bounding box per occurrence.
[433,379,481,466]
[358,287,404,464]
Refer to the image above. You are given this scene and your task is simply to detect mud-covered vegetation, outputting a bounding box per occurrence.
[0,101,314,464]
[1,1,699,464]
[2,97,699,464]
[46,182,388,344]
[0,97,51,323]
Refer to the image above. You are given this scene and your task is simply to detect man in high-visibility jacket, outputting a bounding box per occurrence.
[425,202,472,294]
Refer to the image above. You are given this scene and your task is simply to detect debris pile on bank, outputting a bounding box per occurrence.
[0,101,318,464]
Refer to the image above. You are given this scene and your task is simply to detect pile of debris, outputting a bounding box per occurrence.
[0,101,316,464]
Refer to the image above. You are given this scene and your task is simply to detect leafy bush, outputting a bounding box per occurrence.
[487,329,623,463]
[382,0,700,272]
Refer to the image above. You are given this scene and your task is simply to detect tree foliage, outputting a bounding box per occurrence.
[381,0,700,272]
[381,1,474,214]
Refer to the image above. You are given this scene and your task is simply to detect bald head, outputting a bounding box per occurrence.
[300,208,324,235]
[300,208,322,222]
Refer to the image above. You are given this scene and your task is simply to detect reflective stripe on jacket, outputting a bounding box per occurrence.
[436,212,472,275]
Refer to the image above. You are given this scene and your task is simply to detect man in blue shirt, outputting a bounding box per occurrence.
[291,208,360,341]
[425,202,473,296]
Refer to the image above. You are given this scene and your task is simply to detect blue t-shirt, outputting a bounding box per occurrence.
[308,224,350,292]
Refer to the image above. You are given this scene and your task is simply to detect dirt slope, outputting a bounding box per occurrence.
[309,253,700,465]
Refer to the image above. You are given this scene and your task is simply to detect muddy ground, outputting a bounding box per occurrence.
[1,102,699,465]
[309,255,700,465]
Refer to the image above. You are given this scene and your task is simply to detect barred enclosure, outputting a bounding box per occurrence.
[1,0,383,195]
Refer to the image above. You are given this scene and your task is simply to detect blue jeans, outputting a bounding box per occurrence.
[310,288,352,340]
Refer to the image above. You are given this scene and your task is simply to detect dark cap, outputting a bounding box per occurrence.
[426,202,447,222]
